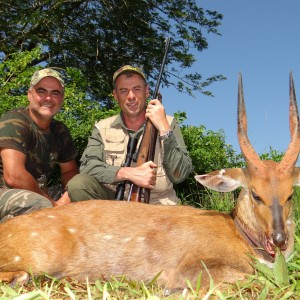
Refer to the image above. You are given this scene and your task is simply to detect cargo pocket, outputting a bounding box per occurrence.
[104,133,126,166]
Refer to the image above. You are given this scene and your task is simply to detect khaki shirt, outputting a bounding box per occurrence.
[80,113,193,204]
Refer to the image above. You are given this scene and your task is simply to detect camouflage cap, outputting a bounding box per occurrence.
[113,65,146,84]
[30,68,65,87]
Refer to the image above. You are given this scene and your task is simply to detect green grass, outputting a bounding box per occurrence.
[1,252,299,300]
[0,190,299,299]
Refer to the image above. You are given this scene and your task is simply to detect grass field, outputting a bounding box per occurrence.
[0,190,299,300]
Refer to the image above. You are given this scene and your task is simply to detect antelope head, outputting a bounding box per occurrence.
[196,73,300,261]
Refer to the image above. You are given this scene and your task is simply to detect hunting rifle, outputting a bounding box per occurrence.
[128,37,171,203]
[115,136,139,200]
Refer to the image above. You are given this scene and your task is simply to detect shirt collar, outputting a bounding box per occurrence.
[111,113,145,134]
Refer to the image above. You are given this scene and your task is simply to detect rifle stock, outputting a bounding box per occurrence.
[128,118,157,203]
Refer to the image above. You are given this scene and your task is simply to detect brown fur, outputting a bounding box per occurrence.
[0,200,255,289]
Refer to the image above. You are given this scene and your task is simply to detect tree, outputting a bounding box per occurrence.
[0,0,225,107]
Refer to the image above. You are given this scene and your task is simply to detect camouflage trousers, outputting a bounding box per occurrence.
[0,185,63,223]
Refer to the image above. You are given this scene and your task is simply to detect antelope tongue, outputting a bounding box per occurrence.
[264,238,275,257]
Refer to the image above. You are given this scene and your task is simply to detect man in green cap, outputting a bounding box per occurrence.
[0,68,79,222]
[67,65,193,204]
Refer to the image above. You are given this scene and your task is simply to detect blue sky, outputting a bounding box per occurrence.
[162,0,300,158]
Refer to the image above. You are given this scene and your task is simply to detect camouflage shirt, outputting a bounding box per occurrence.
[0,107,77,188]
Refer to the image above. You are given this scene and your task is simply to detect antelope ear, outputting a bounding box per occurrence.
[293,167,300,186]
[195,168,246,192]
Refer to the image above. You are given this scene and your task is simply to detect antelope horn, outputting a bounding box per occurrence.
[278,72,300,174]
[237,73,265,174]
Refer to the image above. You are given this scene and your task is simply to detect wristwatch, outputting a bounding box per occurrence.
[159,130,173,141]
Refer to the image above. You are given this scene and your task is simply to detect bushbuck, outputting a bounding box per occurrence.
[0,73,298,292]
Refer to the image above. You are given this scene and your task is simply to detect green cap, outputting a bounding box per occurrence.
[30,68,65,87]
[113,65,146,84]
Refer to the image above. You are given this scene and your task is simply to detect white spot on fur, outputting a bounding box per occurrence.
[31,232,38,237]
[137,237,146,242]
[14,256,21,262]
[47,215,56,219]
[219,169,225,175]
[103,235,113,240]
[68,228,76,234]
[121,237,132,243]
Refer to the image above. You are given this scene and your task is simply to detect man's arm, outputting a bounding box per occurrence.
[60,160,79,188]
[145,99,194,183]
[160,119,194,183]
[0,148,56,206]
[55,160,79,206]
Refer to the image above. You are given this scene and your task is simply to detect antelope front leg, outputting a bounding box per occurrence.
[0,271,29,285]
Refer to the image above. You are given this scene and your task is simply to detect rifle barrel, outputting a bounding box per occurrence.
[153,37,171,100]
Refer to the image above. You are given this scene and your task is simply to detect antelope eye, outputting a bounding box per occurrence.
[252,191,262,203]
[287,194,294,202]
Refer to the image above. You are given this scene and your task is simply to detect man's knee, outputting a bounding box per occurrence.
[67,174,92,191]
[67,174,99,202]
[67,174,115,201]
[0,189,51,222]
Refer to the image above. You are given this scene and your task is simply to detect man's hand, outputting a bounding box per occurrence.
[145,99,171,135]
[54,191,71,207]
[117,161,157,189]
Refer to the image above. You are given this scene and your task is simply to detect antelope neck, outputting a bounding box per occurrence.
[231,210,275,263]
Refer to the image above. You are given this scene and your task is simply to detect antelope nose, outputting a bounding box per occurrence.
[273,231,287,247]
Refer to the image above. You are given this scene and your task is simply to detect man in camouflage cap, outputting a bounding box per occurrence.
[30,68,65,87]
[0,68,79,222]
[67,65,193,204]
[112,65,146,84]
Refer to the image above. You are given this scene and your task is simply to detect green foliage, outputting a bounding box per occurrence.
[252,248,289,288]
[175,122,244,206]
[0,47,40,110]
[260,147,284,162]
[181,124,239,173]
[56,67,119,157]
[0,0,225,104]
[294,187,300,236]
